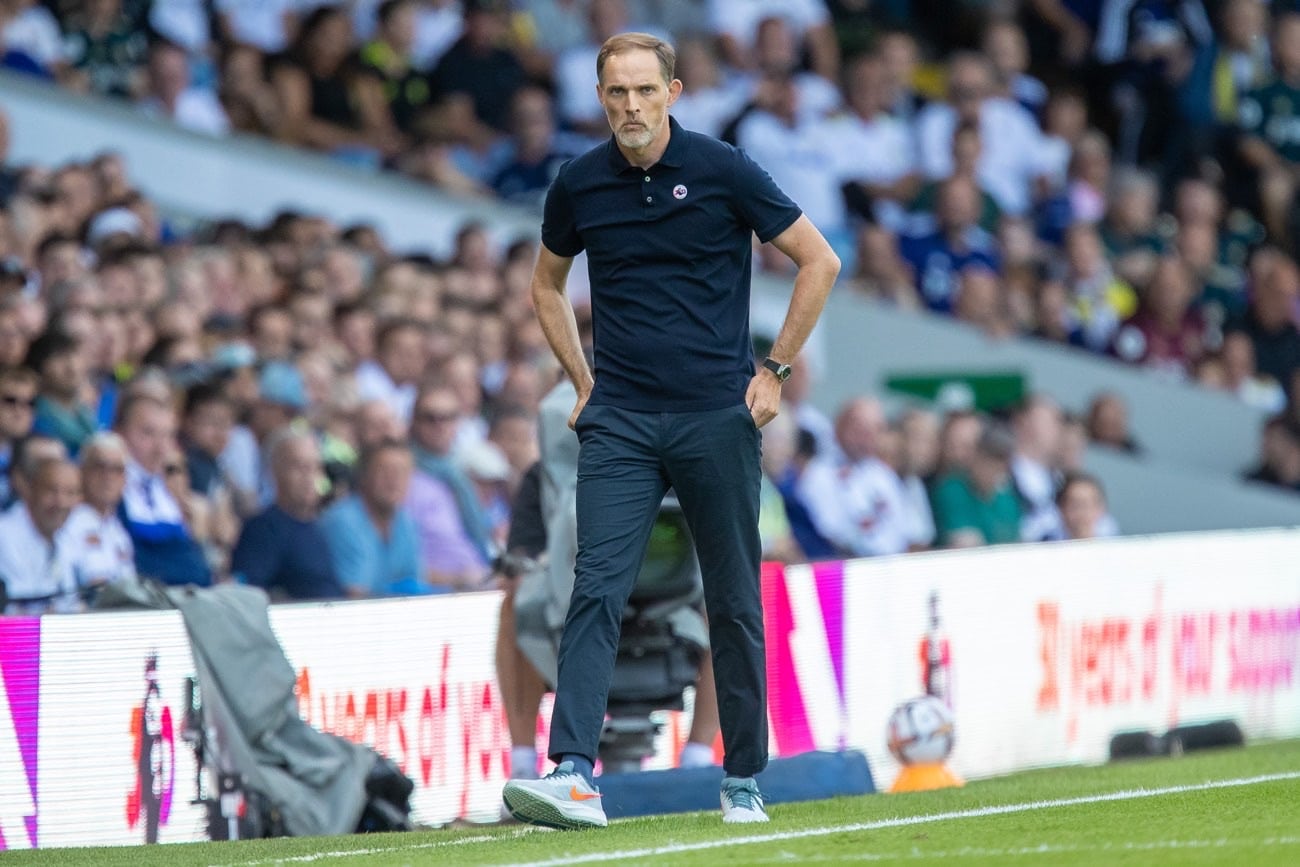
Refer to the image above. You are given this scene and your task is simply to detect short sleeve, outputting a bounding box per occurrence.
[541,164,584,257]
[731,148,802,244]
[321,505,374,593]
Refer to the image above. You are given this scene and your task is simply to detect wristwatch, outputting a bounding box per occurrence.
[762,357,792,382]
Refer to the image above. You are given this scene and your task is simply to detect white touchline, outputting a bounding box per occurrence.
[502,770,1300,867]
[210,771,1300,867]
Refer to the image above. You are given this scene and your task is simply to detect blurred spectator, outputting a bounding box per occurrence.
[406,384,493,589]
[895,407,938,550]
[320,438,430,598]
[214,0,302,55]
[218,42,283,138]
[487,403,539,491]
[898,176,1001,313]
[954,266,1016,338]
[1226,249,1300,387]
[357,318,427,424]
[271,6,404,163]
[6,433,67,508]
[63,431,135,589]
[983,19,1048,117]
[735,71,851,266]
[555,0,645,135]
[358,0,435,136]
[1100,167,1163,286]
[910,121,1003,234]
[0,456,81,614]
[1085,390,1142,453]
[60,0,149,98]
[748,15,841,120]
[1061,222,1138,351]
[491,86,585,209]
[935,408,983,478]
[670,36,750,138]
[459,437,512,549]
[231,429,344,600]
[930,423,1023,548]
[756,407,805,562]
[1244,413,1300,489]
[828,53,921,232]
[915,52,1049,216]
[429,0,527,132]
[877,28,926,121]
[1011,393,1065,541]
[796,396,910,557]
[0,365,37,504]
[2,0,65,78]
[1111,255,1206,377]
[708,0,840,82]
[137,39,231,136]
[27,330,98,456]
[1240,12,1300,248]
[1218,329,1288,411]
[1066,129,1113,225]
[1053,471,1110,540]
[115,393,211,586]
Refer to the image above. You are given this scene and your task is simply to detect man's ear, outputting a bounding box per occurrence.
[667,78,683,106]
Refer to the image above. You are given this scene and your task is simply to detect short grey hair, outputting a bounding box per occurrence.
[80,431,128,464]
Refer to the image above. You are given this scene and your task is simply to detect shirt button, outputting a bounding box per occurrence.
[644,176,651,182]
[646,196,653,202]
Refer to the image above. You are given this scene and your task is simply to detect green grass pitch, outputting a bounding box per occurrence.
[10,740,1300,866]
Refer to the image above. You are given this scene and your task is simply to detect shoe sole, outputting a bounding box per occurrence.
[502,786,608,831]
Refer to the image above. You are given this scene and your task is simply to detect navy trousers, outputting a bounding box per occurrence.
[547,402,768,777]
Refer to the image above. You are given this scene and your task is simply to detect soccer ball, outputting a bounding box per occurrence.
[886,695,955,765]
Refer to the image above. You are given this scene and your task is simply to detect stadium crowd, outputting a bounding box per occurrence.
[3,0,1300,612]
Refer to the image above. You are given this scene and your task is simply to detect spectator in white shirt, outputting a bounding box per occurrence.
[749,15,841,122]
[63,431,136,590]
[796,396,910,557]
[355,319,428,425]
[138,40,231,137]
[670,37,751,139]
[915,52,1051,216]
[1,0,64,76]
[708,0,839,82]
[735,71,851,265]
[0,457,81,614]
[554,0,659,136]
[826,53,921,232]
[1011,393,1066,542]
[7,433,67,509]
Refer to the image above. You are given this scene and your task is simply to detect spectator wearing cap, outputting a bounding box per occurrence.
[460,438,512,551]
[797,396,911,558]
[0,456,82,614]
[321,439,430,598]
[0,365,37,505]
[115,393,211,586]
[27,330,98,456]
[63,431,136,590]
[406,384,493,590]
[930,424,1023,548]
[232,430,344,599]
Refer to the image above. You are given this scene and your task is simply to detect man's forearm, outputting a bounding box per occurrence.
[768,258,839,364]
[533,282,594,393]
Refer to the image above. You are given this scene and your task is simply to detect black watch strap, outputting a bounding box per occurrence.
[762,357,792,382]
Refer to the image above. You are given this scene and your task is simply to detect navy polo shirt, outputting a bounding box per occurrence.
[542,116,802,412]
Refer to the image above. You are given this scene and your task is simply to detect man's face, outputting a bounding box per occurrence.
[411,391,461,456]
[380,327,426,385]
[276,437,322,513]
[29,462,80,539]
[184,401,234,458]
[362,448,413,514]
[0,377,36,441]
[1060,481,1105,540]
[597,49,681,151]
[120,403,176,476]
[41,350,84,401]
[81,447,127,512]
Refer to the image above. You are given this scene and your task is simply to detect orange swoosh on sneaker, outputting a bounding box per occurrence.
[569,786,602,802]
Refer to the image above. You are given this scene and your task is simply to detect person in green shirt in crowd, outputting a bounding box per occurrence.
[1239,12,1300,248]
[930,423,1022,548]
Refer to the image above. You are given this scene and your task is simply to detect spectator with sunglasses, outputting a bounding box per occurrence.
[0,365,38,506]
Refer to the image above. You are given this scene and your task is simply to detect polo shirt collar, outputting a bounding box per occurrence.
[605,116,689,173]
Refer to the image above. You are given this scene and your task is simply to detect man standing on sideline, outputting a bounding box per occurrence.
[502,32,839,829]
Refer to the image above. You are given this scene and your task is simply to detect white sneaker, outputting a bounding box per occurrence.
[502,761,608,830]
[720,776,769,823]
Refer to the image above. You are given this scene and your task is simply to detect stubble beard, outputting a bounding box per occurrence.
[615,121,657,150]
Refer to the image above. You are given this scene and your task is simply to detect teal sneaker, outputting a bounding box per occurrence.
[720,776,769,824]
[502,761,608,830]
